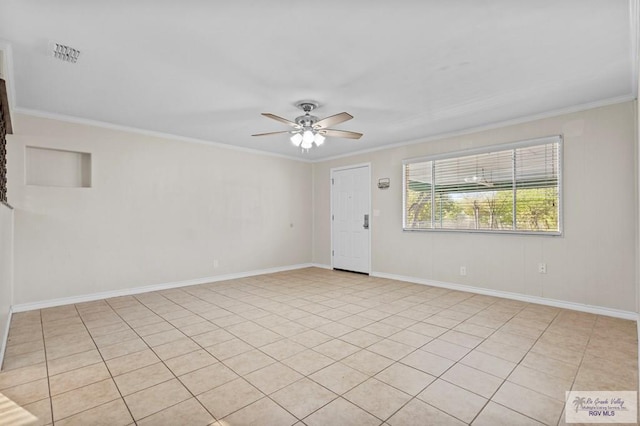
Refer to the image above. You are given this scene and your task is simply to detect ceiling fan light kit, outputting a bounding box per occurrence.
[296,130,324,149]
[252,101,362,152]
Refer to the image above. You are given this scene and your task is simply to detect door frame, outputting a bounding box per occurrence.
[330,162,372,274]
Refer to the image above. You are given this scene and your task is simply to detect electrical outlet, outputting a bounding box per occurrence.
[538,263,546,274]
[213,259,219,269]
[460,266,467,276]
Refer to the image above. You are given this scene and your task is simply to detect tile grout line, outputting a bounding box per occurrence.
[289,286,503,423]
[113,290,262,423]
[125,284,354,423]
[364,293,526,425]
[43,288,460,425]
[143,276,413,423]
[221,274,624,424]
[164,286,336,423]
[105,294,222,424]
[142,281,351,423]
[136,287,338,424]
[128,287,320,423]
[39,309,55,426]
[467,305,562,425]
[4,269,636,426]
[299,277,518,423]
[556,314,600,426]
[70,303,139,426]
[524,310,595,426]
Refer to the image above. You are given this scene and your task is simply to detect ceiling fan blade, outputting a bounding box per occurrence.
[262,113,300,128]
[319,129,363,140]
[313,112,353,129]
[252,130,295,137]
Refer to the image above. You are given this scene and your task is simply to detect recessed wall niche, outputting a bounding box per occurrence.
[26,146,91,188]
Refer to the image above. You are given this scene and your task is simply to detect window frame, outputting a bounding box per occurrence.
[402,135,563,236]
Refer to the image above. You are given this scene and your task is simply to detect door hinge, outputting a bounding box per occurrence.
[332,250,334,256]
[331,178,334,185]
[332,214,334,221]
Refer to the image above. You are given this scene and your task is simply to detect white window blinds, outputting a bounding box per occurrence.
[403,136,561,234]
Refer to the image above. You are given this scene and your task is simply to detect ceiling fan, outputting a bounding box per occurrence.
[252,101,363,150]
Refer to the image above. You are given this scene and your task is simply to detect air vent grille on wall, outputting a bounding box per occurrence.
[52,43,80,63]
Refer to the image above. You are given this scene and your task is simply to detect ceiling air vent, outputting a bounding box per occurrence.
[52,43,80,63]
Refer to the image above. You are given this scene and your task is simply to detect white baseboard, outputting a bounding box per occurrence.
[8,263,638,320]
[0,307,13,370]
[371,271,639,321]
[11,263,317,313]
[310,263,333,270]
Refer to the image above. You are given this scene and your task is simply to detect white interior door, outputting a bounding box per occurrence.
[331,165,370,274]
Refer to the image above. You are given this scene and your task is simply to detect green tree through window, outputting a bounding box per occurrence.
[403,137,561,234]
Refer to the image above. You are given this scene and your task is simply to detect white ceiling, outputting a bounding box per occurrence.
[0,0,637,161]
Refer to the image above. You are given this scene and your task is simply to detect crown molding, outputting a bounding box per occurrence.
[14,94,636,166]
[313,94,636,163]
[13,107,312,163]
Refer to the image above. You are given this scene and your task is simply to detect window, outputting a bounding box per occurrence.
[403,136,561,234]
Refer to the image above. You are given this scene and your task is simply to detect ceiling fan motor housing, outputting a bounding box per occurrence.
[295,101,319,128]
[295,115,318,127]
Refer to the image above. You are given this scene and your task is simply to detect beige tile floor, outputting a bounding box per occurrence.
[0,267,637,425]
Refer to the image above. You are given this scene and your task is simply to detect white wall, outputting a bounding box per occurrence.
[7,114,312,305]
[0,202,13,366]
[4,102,637,313]
[313,101,637,312]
